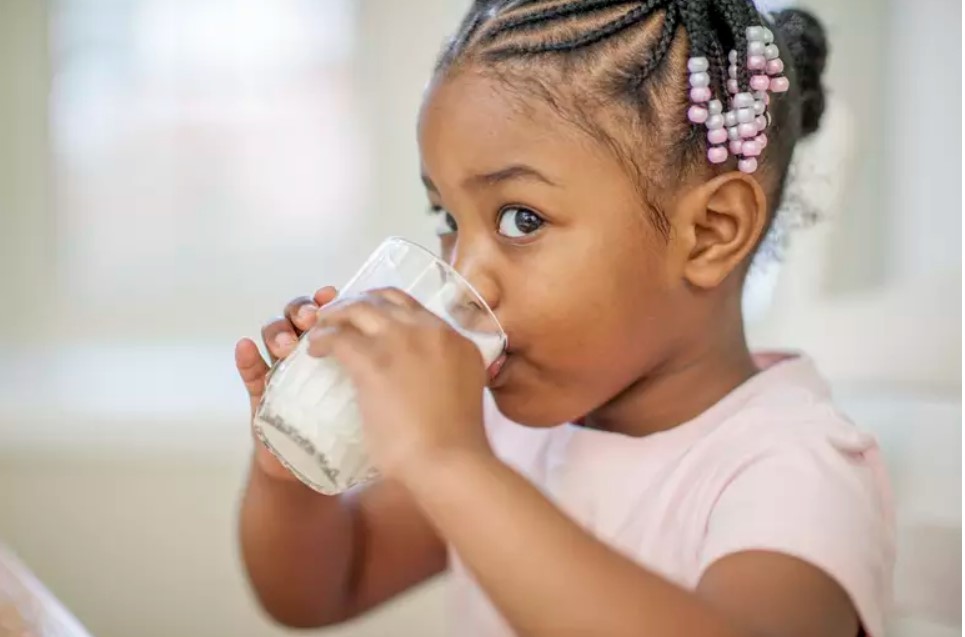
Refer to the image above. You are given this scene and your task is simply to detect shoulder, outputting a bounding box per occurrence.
[696,358,896,637]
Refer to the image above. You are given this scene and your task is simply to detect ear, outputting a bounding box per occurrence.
[670,172,769,289]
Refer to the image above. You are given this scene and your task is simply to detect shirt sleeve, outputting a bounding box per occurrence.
[698,434,895,637]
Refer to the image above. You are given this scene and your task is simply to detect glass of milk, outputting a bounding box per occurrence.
[253,237,507,495]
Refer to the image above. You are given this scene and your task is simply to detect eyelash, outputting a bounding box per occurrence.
[429,205,546,239]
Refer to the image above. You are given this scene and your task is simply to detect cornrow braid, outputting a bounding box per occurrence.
[484,0,642,41]
[716,0,752,91]
[627,3,679,90]
[487,1,665,57]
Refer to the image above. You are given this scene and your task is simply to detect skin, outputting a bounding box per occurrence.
[236,68,861,636]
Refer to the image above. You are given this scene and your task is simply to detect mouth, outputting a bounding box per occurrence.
[487,351,511,387]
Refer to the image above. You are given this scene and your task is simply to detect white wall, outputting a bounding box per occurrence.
[748,0,962,394]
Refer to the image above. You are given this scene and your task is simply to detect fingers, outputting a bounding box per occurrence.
[318,299,393,337]
[307,323,379,379]
[261,288,340,363]
[313,285,338,307]
[284,295,320,334]
[235,338,270,409]
[261,317,299,363]
[368,287,418,309]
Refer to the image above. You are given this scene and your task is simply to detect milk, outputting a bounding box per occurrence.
[253,299,505,495]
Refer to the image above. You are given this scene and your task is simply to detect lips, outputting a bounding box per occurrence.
[487,351,510,387]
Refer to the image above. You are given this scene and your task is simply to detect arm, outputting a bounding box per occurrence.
[404,450,859,637]
[239,468,447,627]
[235,288,447,628]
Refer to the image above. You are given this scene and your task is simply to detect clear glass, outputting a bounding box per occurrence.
[253,237,507,494]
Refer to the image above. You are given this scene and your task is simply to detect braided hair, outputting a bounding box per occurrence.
[436,0,828,236]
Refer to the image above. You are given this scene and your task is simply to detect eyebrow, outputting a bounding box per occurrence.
[421,163,559,193]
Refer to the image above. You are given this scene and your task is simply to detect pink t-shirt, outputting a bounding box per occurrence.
[448,354,895,636]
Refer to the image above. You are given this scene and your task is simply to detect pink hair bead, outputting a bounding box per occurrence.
[690,87,712,103]
[756,115,768,130]
[729,139,744,154]
[738,157,758,174]
[770,77,790,93]
[738,122,757,138]
[756,133,768,148]
[726,79,739,94]
[687,105,708,124]
[766,59,784,75]
[750,74,770,91]
[707,146,729,164]
[707,128,728,145]
[747,55,766,71]
[742,140,762,156]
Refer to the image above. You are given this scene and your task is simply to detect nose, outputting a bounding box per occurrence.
[448,239,501,314]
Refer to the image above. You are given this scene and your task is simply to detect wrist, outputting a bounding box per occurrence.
[399,442,500,500]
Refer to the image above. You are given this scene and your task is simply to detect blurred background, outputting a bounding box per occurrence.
[0,0,960,636]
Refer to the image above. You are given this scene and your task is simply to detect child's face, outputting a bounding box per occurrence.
[418,71,699,426]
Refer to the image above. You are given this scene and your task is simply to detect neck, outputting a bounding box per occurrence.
[583,323,758,438]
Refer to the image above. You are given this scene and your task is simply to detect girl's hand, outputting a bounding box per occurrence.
[305,288,493,487]
[235,286,338,482]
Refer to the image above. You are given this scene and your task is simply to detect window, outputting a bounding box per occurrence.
[50,0,365,338]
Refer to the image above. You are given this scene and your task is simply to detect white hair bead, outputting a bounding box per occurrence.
[732,92,754,109]
[689,71,711,88]
[736,108,755,124]
[746,26,765,42]
[687,56,710,73]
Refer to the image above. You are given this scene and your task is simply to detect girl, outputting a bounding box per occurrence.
[235,2,894,636]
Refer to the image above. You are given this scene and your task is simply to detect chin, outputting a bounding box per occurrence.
[489,382,575,428]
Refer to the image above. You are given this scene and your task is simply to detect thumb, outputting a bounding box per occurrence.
[235,338,270,415]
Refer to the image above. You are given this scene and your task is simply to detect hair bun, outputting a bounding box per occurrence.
[773,8,829,138]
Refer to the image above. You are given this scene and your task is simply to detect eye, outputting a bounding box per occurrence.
[431,206,458,236]
[497,206,544,238]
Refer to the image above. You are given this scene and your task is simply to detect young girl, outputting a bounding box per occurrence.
[235,2,894,636]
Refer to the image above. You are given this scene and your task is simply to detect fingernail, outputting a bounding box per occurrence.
[275,332,295,348]
[298,305,318,322]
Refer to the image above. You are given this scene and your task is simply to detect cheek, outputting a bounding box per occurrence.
[511,231,672,372]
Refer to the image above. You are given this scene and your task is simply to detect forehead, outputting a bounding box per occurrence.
[417,70,619,183]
